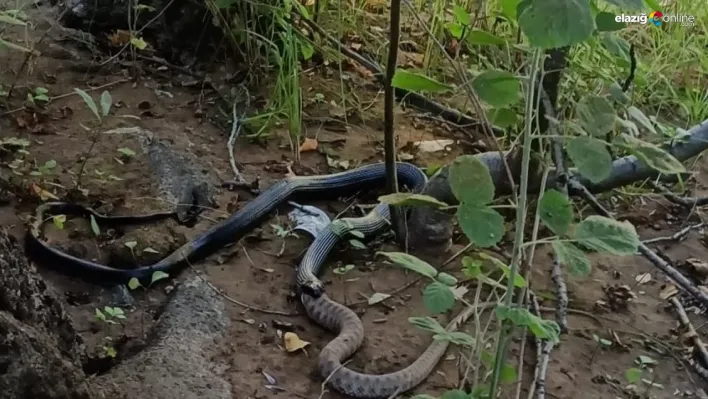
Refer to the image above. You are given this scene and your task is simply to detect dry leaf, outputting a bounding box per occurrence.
[659,284,678,300]
[452,285,469,299]
[299,138,318,152]
[414,139,454,153]
[107,30,131,47]
[283,332,310,352]
[31,183,58,200]
[635,273,652,285]
[368,292,391,305]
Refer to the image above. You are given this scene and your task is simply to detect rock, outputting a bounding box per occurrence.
[94,277,232,399]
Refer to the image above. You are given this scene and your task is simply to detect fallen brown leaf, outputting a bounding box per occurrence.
[299,137,318,152]
[283,332,310,352]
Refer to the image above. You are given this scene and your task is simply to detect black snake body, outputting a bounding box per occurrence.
[26,162,469,398]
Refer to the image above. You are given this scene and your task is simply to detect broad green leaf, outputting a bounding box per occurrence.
[89,215,100,236]
[626,106,657,134]
[74,88,101,121]
[440,389,470,399]
[462,256,482,279]
[601,33,630,62]
[125,241,137,249]
[448,155,495,205]
[378,193,448,208]
[100,90,112,116]
[486,107,517,128]
[471,70,520,107]
[643,0,661,10]
[501,0,521,21]
[43,160,57,169]
[497,262,527,288]
[130,37,147,50]
[604,0,644,11]
[551,240,591,277]
[574,215,640,256]
[446,23,465,39]
[501,362,519,384]
[409,316,447,334]
[539,189,573,235]
[596,11,626,31]
[436,272,458,286]
[518,0,595,49]
[495,305,560,342]
[452,5,470,25]
[625,367,643,383]
[95,308,106,321]
[457,205,505,248]
[127,278,142,290]
[613,134,686,175]
[349,239,366,249]
[467,30,507,45]
[104,345,117,358]
[52,214,66,230]
[566,136,612,183]
[301,41,314,61]
[378,251,438,278]
[423,282,456,313]
[151,271,169,285]
[0,38,33,53]
[391,70,454,93]
[576,95,616,137]
[609,82,630,105]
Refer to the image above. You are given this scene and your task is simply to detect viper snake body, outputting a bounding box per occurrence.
[26,162,471,398]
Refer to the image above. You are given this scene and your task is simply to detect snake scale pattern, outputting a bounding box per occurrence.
[26,162,470,398]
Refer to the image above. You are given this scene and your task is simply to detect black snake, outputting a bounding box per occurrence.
[26,162,473,398]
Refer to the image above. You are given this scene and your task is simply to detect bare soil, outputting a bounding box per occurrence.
[1,3,707,399]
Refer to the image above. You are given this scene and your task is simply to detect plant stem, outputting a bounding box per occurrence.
[384,0,401,240]
[488,48,545,398]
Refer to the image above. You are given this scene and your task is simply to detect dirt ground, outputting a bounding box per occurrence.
[2,3,708,399]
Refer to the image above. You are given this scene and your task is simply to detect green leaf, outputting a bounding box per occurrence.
[349,239,366,249]
[501,0,521,21]
[500,362,518,384]
[642,0,661,11]
[601,33,630,61]
[495,261,527,288]
[496,305,560,342]
[613,134,686,175]
[52,214,66,229]
[551,240,591,277]
[117,147,136,157]
[626,106,657,134]
[539,189,573,236]
[452,5,470,25]
[349,230,365,239]
[409,316,447,334]
[333,264,355,274]
[95,308,106,321]
[467,30,507,46]
[142,247,159,254]
[378,193,448,208]
[423,282,456,314]
[518,0,595,49]
[378,251,438,278]
[0,13,26,25]
[436,272,458,286]
[457,205,505,248]
[438,331,476,347]
[300,41,314,61]
[127,278,142,290]
[125,241,137,250]
[440,389,470,399]
[151,271,170,285]
[595,12,626,31]
[625,367,643,383]
[100,90,112,116]
[74,88,101,121]
[576,95,616,137]
[391,69,454,93]
[0,38,33,53]
[104,345,117,358]
[486,107,517,128]
[574,215,640,256]
[89,215,100,236]
[471,70,520,108]
[636,355,658,366]
[604,0,644,11]
[566,136,612,184]
[462,256,482,279]
[130,36,147,50]
[446,23,465,39]
[609,82,630,105]
[448,155,495,205]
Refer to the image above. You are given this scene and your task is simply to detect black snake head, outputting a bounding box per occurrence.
[300,279,325,298]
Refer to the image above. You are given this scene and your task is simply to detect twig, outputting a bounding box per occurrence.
[643,222,704,244]
[535,341,555,399]
[648,180,708,207]
[227,101,247,184]
[670,296,708,374]
[621,43,637,92]
[568,179,708,309]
